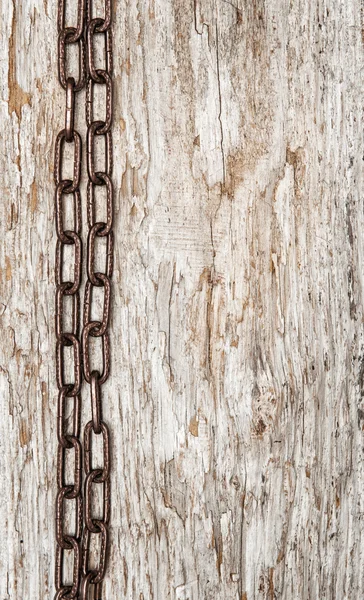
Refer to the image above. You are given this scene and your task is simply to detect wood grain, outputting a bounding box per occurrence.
[1,0,364,598]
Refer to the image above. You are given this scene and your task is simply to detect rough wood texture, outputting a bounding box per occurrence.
[1,1,364,598]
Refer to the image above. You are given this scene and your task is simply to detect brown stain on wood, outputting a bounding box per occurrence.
[189,414,199,437]
[6,256,12,281]
[268,567,275,599]
[122,556,128,595]
[230,336,239,347]
[19,418,31,447]
[30,181,37,213]
[286,147,306,199]
[123,56,131,75]
[8,1,31,120]
[214,528,223,576]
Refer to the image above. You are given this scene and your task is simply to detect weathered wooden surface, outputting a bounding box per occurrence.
[1,0,364,598]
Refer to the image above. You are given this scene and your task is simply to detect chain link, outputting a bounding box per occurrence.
[58,28,87,91]
[55,0,114,597]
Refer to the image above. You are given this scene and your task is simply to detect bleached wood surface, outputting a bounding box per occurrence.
[1,0,364,598]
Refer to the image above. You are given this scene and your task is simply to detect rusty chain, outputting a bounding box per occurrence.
[54,0,113,598]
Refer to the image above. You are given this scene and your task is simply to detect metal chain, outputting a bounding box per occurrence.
[81,1,113,595]
[54,0,113,598]
[54,1,85,598]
